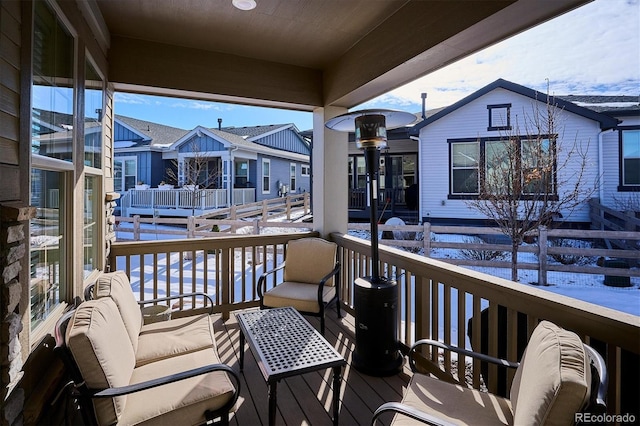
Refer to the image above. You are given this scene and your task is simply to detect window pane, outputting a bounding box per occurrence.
[32,1,75,161]
[124,159,136,176]
[114,160,123,192]
[624,158,640,185]
[485,140,511,194]
[522,139,553,194]
[84,175,99,277]
[30,169,65,329]
[452,169,478,193]
[85,60,103,168]
[452,143,479,167]
[623,130,640,186]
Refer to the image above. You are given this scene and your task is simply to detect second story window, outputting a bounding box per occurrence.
[487,104,511,131]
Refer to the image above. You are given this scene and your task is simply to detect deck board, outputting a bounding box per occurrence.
[218,308,410,425]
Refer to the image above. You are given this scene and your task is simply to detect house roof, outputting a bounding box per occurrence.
[557,95,640,116]
[219,124,295,139]
[115,115,190,148]
[410,79,621,135]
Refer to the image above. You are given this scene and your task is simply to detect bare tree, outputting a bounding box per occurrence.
[466,86,599,282]
[164,139,223,216]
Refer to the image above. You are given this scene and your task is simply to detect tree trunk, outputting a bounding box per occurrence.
[511,240,519,282]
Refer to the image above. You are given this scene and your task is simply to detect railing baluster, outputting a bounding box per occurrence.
[443,283,451,372]
[457,289,466,384]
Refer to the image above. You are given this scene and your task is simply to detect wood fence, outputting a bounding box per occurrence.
[115,193,311,239]
[351,222,640,285]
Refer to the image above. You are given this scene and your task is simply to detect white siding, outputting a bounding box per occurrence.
[602,115,640,210]
[418,88,604,223]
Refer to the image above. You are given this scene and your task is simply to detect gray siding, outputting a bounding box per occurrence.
[178,134,226,153]
[255,128,309,155]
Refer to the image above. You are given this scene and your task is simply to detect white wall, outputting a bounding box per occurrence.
[601,115,640,210]
[418,88,604,223]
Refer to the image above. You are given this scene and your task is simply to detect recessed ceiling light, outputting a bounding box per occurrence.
[232,0,256,11]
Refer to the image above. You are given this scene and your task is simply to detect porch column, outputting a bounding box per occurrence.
[312,107,348,237]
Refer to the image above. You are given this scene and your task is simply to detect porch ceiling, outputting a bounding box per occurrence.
[94,0,591,110]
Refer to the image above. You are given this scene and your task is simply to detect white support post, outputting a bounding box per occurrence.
[312,107,348,237]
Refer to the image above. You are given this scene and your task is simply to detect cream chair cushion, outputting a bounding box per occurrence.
[120,348,237,426]
[510,320,591,426]
[393,373,513,426]
[66,298,136,425]
[283,238,337,286]
[263,281,336,313]
[95,271,143,353]
[136,314,217,367]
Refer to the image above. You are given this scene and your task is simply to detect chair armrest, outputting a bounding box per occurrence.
[92,363,241,402]
[409,339,519,373]
[371,402,457,426]
[256,263,286,299]
[138,292,215,314]
[584,344,608,413]
[316,262,340,300]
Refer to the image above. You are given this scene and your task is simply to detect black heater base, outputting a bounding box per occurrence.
[352,276,402,376]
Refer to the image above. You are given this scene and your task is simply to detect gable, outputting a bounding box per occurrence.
[411,79,619,135]
[253,127,310,155]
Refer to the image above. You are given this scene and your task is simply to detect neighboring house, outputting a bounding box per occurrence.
[113,116,311,216]
[410,78,639,226]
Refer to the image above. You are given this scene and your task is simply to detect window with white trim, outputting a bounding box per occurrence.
[451,142,480,194]
[290,163,296,193]
[262,159,270,194]
[114,157,137,192]
[301,164,310,176]
[30,0,74,330]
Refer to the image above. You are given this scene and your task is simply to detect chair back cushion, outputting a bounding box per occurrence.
[66,298,136,425]
[284,238,337,286]
[510,321,591,425]
[94,271,143,352]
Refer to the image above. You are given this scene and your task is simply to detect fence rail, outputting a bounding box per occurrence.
[115,193,311,239]
[350,222,640,285]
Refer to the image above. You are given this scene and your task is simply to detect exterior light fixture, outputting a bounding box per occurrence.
[232,0,256,11]
[325,109,415,376]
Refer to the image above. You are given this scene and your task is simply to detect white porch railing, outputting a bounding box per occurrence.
[124,188,230,215]
[233,188,255,205]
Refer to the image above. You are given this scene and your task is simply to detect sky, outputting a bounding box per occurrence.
[114,0,640,132]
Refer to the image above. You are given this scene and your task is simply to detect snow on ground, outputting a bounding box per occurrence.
[348,229,640,317]
[115,216,639,343]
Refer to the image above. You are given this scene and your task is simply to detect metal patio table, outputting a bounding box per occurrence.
[236,307,346,425]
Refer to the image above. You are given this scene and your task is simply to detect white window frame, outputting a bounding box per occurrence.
[262,159,270,194]
[114,156,137,192]
[301,164,310,176]
[289,162,297,193]
[450,141,480,195]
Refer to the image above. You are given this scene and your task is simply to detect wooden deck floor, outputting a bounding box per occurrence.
[214,308,411,426]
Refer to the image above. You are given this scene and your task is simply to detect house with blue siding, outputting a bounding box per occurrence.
[410,79,639,226]
[113,117,310,216]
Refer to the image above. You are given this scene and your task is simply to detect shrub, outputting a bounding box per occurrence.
[459,236,508,261]
[547,238,596,265]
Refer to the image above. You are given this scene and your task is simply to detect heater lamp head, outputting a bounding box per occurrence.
[325,109,416,150]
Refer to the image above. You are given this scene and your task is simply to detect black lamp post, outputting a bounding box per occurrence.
[325,109,415,376]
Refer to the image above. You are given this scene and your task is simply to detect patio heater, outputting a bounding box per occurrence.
[325,109,415,376]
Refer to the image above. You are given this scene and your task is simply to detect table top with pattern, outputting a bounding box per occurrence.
[236,307,346,381]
